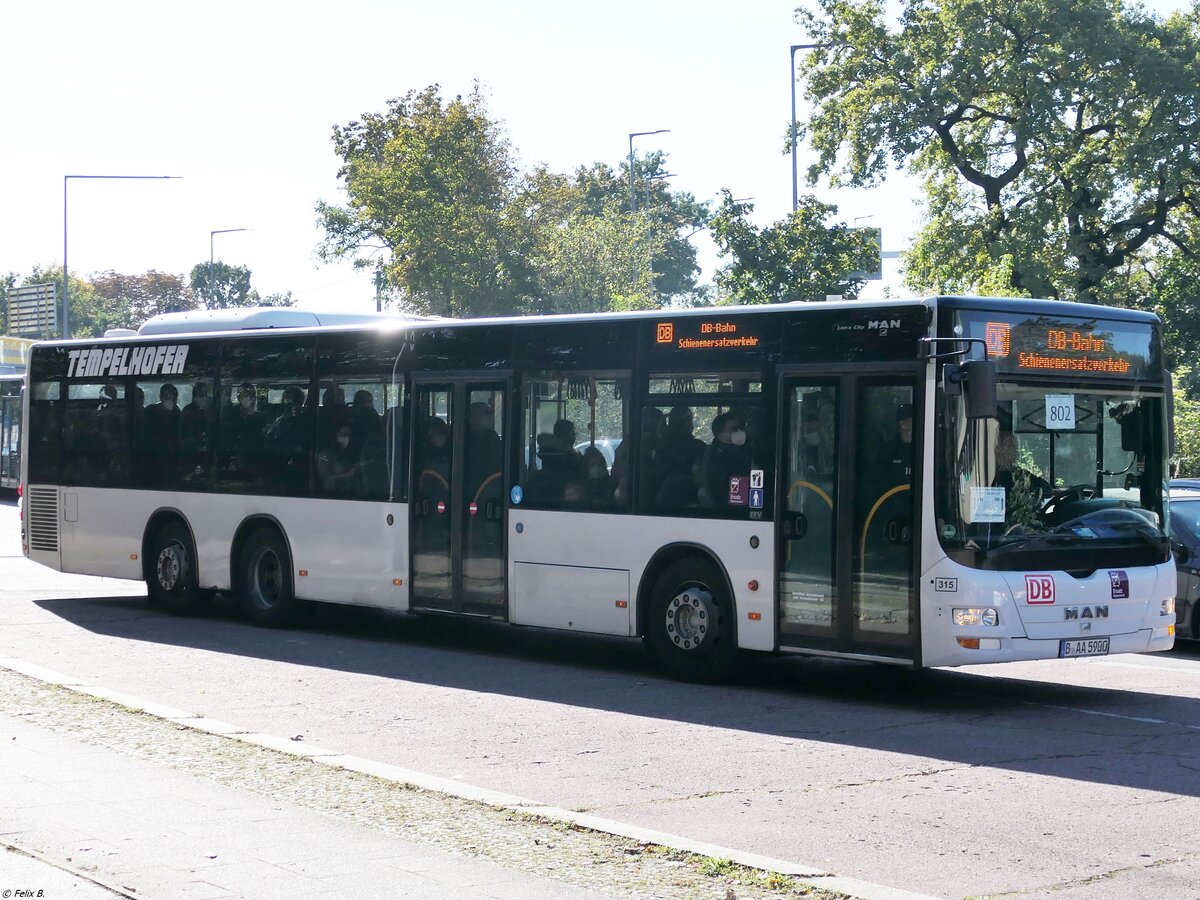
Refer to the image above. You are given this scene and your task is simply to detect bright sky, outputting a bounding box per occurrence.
[1,0,1187,314]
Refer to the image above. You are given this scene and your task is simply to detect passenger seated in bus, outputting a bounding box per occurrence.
[351,390,382,448]
[701,411,751,507]
[877,402,914,480]
[223,383,264,477]
[611,438,631,505]
[467,401,502,481]
[530,419,586,503]
[142,383,181,487]
[418,416,451,490]
[582,445,614,505]
[655,405,703,507]
[660,405,704,472]
[319,384,349,443]
[180,381,212,482]
[317,425,360,495]
[636,407,667,506]
[266,386,309,490]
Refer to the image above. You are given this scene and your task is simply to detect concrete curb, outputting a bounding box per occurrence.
[0,655,943,900]
[1,837,137,898]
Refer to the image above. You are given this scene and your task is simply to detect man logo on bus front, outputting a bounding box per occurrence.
[1025,574,1055,604]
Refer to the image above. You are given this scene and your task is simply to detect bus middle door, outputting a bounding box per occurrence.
[410,379,510,617]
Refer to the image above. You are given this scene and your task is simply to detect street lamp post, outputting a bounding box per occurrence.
[63,174,180,339]
[209,228,252,307]
[790,43,820,212]
[628,129,670,213]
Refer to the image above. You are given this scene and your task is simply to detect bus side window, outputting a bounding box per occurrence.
[519,373,629,511]
[639,372,767,517]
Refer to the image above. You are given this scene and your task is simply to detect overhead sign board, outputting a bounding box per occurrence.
[7,283,58,338]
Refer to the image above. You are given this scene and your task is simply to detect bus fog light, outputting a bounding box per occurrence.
[953,607,998,627]
[1161,597,1175,616]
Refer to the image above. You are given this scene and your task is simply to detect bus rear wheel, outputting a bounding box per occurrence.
[645,557,737,683]
[238,526,299,628]
[147,521,212,616]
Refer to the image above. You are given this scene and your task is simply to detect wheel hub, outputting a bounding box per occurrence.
[156,542,184,592]
[665,587,713,651]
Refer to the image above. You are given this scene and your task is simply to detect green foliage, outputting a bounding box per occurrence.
[91,270,199,328]
[317,85,709,316]
[189,262,254,309]
[520,166,667,313]
[188,261,296,310]
[1173,367,1200,478]
[317,84,531,317]
[797,0,1200,302]
[708,191,878,303]
[572,151,709,299]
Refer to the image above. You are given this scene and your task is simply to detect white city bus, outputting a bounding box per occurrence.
[19,297,1176,680]
[1,374,22,490]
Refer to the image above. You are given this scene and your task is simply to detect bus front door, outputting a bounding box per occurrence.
[777,374,919,660]
[410,380,509,617]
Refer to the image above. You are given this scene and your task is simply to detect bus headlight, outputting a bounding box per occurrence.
[1161,597,1175,616]
[953,607,999,627]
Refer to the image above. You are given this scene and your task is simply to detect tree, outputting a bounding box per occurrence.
[572,152,710,302]
[515,166,667,313]
[187,262,296,310]
[796,0,1200,302]
[529,198,667,314]
[189,262,254,309]
[708,191,878,303]
[91,270,199,327]
[317,84,533,317]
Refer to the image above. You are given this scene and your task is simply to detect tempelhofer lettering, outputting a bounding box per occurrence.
[66,344,189,379]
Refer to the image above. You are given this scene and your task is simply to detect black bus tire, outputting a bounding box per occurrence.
[645,557,738,683]
[147,521,213,616]
[238,526,299,628]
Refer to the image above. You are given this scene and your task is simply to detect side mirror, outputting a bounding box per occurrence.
[944,358,998,419]
[1172,540,1189,567]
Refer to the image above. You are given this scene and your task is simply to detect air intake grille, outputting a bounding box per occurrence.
[27,488,59,553]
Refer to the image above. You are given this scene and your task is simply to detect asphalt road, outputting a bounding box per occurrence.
[2,493,1198,899]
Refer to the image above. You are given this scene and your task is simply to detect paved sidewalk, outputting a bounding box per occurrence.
[0,711,614,900]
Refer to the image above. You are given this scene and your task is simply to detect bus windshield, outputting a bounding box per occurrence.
[935,380,1170,570]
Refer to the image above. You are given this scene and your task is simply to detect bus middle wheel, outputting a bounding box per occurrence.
[645,557,737,683]
[147,520,212,616]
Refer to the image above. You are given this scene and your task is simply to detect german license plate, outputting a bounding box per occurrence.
[1059,637,1110,658]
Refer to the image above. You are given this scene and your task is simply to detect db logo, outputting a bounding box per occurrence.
[1025,574,1056,605]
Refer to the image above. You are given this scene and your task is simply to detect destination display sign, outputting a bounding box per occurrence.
[655,318,762,351]
[954,310,1156,380]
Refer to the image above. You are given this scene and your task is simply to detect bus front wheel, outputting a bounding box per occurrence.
[645,557,737,683]
[238,526,299,628]
[147,521,212,616]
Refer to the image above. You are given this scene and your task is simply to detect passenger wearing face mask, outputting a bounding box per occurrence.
[702,411,751,508]
[581,445,614,505]
[317,425,360,495]
[142,383,181,487]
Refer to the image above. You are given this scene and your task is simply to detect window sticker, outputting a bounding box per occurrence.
[1045,394,1076,430]
[970,486,1006,523]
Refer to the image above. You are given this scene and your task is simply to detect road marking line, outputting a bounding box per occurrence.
[1020,700,1200,732]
